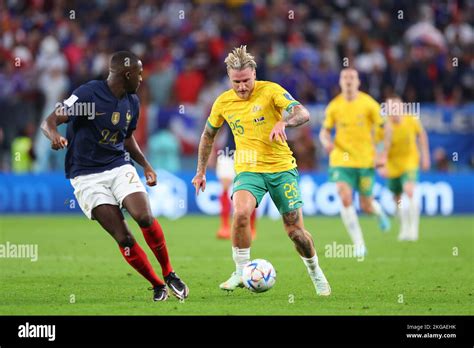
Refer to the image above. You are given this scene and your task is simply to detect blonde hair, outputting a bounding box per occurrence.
[224,45,257,71]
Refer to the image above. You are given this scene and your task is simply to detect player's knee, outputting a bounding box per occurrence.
[282,209,303,230]
[404,187,414,198]
[288,228,303,242]
[134,212,154,228]
[117,234,136,248]
[341,197,352,207]
[338,192,352,207]
[337,187,352,207]
[360,199,372,213]
[288,228,313,248]
[233,209,251,228]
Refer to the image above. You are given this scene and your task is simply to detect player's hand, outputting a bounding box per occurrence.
[144,165,157,186]
[51,134,68,150]
[269,121,287,143]
[322,142,334,154]
[192,173,206,195]
[421,157,431,171]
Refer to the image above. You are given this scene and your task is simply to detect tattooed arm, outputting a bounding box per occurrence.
[269,104,310,142]
[192,124,220,194]
[283,104,310,127]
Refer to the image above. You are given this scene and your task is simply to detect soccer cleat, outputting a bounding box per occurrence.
[165,272,189,300]
[312,268,331,296]
[152,285,169,302]
[398,232,410,241]
[216,227,231,239]
[378,213,391,232]
[219,272,244,291]
[398,234,417,242]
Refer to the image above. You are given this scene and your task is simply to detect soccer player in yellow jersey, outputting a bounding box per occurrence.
[380,96,430,241]
[192,46,330,296]
[319,68,391,257]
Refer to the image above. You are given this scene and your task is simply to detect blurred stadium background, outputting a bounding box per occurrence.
[0,0,472,217]
[0,0,473,318]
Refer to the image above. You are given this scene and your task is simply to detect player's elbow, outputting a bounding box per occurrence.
[297,105,310,124]
[302,110,310,124]
[40,119,49,137]
[123,136,132,150]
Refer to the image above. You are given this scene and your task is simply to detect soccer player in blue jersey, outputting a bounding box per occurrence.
[41,51,188,302]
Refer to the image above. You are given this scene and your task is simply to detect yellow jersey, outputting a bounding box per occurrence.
[387,116,422,178]
[323,92,384,168]
[207,80,299,174]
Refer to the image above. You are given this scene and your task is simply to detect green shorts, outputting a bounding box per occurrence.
[329,166,375,196]
[388,170,419,195]
[232,168,303,215]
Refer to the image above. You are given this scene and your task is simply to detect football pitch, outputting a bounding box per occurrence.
[0,215,472,316]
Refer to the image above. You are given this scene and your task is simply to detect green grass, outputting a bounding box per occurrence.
[0,215,473,315]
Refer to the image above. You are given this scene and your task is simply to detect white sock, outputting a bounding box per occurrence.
[407,196,419,240]
[340,205,365,248]
[232,247,250,276]
[397,203,410,238]
[301,254,319,276]
[371,199,385,218]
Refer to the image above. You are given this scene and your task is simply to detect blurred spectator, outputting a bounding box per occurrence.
[148,130,181,173]
[11,123,36,173]
[287,125,317,171]
[0,127,5,170]
[174,62,205,104]
[444,13,473,47]
[148,59,176,107]
[433,147,451,172]
[0,0,472,173]
[435,56,462,105]
[33,36,69,172]
[134,82,151,152]
[382,51,408,101]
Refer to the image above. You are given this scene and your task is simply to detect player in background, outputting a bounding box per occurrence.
[192,46,330,296]
[319,68,391,257]
[379,96,430,241]
[40,51,188,302]
[216,125,256,240]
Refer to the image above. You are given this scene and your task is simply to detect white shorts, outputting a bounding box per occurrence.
[216,156,235,180]
[70,164,147,219]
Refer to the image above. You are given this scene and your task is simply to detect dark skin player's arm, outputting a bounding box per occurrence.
[40,109,69,150]
[124,134,157,186]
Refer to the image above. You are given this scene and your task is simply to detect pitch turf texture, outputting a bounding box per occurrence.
[0,215,472,315]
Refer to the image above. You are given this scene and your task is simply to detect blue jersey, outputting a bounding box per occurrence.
[63,80,139,179]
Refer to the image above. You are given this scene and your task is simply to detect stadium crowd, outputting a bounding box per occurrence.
[0,0,472,172]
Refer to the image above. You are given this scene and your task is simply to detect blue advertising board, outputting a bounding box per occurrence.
[0,171,472,217]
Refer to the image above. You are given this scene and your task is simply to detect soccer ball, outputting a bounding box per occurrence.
[242,259,276,293]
